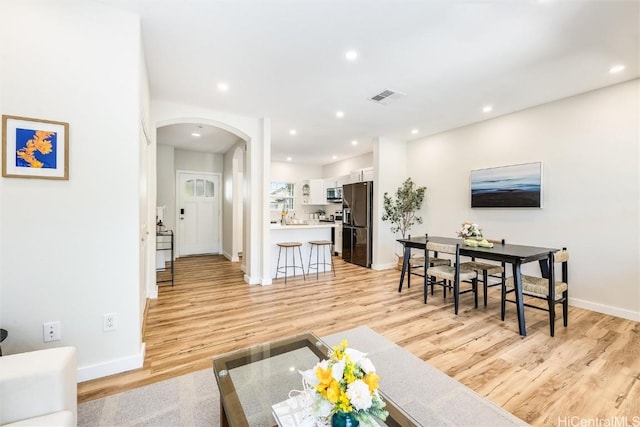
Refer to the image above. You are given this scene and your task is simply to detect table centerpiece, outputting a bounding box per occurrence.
[457,221,483,239]
[299,340,388,427]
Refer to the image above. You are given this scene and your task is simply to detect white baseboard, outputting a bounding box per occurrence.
[222,250,240,262]
[244,273,261,285]
[569,297,640,322]
[372,262,397,271]
[77,342,145,382]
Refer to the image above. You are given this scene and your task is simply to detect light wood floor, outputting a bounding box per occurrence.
[78,255,639,426]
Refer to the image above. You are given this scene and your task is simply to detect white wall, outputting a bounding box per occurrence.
[0,1,145,379]
[222,142,246,262]
[406,80,640,321]
[156,145,175,231]
[372,137,408,270]
[175,149,223,173]
[323,152,373,179]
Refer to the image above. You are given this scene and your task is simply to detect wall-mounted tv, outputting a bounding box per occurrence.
[471,162,542,208]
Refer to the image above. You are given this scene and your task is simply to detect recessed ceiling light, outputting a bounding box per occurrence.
[289,129,297,135]
[345,50,358,61]
[332,155,337,160]
[351,140,358,146]
[286,157,292,161]
[482,105,493,113]
[609,64,625,74]
[191,132,201,137]
[336,111,345,118]
[217,82,229,92]
[411,129,419,135]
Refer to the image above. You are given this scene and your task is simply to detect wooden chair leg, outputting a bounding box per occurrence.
[501,284,507,321]
[563,291,568,327]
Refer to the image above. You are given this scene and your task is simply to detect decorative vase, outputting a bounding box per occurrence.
[332,411,359,427]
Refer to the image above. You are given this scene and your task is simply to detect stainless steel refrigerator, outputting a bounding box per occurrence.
[342,181,373,267]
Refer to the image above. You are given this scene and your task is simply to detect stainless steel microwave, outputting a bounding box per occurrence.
[326,187,342,203]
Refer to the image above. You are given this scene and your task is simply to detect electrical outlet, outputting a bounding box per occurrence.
[43,321,61,342]
[103,313,117,332]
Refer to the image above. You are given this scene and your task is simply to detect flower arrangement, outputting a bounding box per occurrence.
[300,340,388,426]
[457,221,483,239]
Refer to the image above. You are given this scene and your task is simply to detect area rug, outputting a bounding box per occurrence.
[79,326,526,426]
[78,369,220,426]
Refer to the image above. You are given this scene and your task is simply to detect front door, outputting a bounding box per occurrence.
[177,171,221,256]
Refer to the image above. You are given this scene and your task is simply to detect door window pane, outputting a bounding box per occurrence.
[195,179,205,197]
[184,179,195,197]
[206,180,215,197]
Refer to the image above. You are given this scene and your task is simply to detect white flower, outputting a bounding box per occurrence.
[359,357,376,374]
[299,368,319,387]
[315,395,334,417]
[331,360,345,382]
[344,348,366,364]
[346,380,373,411]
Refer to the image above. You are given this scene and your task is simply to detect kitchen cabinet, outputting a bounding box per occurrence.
[362,167,374,182]
[301,179,326,205]
[323,178,337,191]
[347,168,374,184]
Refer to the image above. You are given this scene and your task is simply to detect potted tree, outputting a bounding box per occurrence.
[382,178,426,268]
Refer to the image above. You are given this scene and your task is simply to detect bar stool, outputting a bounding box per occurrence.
[275,242,306,284]
[308,240,335,279]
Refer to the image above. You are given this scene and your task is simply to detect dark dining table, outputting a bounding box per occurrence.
[397,235,558,336]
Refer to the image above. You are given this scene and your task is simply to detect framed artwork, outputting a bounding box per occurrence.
[471,162,542,208]
[2,115,69,180]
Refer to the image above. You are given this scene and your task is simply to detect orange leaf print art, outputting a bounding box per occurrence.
[15,130,55,169]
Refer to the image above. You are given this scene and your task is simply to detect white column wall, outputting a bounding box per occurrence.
[407,80,640,321]
[0,1,145,379]
[372,137,409,270]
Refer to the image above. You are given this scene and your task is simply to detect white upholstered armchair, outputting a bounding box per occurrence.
[0,346,77,426]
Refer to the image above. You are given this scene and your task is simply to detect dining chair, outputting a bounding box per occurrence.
[423,241,478,315]
[459,238,506,307]
[405,234,451,291]
[502,248,569,336]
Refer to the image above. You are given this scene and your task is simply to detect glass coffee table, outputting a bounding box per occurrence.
[212,332,418,427]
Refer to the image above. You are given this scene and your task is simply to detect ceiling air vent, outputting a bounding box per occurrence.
[369,89,406,105]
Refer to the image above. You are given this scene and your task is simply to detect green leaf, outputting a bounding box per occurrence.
[381,178,426,239]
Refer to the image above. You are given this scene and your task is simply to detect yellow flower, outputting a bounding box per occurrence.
[364,373,380,391]
[326,380,341,403]
[315,365,334,397]
[338,395,353,413]
[332,339,348,360]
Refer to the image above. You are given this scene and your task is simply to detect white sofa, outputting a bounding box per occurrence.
[0,347,77,426]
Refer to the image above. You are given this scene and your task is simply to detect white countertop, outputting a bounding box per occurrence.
[270,222,337,230]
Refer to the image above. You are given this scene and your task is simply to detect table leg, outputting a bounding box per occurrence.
[398,244,411,292]
[512,262,527,336]
[220,400,229,427]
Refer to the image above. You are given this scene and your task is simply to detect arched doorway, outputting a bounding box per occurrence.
[155,119,248,279]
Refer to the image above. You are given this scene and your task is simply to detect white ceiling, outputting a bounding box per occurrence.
[102,0,639,165]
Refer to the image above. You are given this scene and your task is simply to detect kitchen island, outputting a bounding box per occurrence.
[270,222,337,279]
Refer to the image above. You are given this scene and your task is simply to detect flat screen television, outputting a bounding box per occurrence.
[471,162,542,208]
